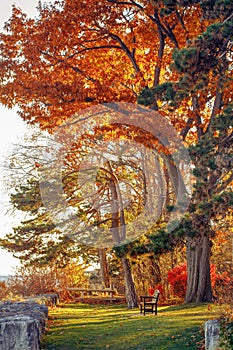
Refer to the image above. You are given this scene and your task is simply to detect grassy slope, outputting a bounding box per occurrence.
[42,303,220,350]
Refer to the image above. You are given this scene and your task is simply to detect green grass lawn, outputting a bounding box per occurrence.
[42,302,220,350]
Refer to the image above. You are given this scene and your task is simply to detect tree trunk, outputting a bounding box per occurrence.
[121,257,138,308]
[186,231,213,303]
[98,248,110,288]
[107,161,138,308]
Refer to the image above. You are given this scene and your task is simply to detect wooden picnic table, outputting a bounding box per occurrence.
[67,287,115,299]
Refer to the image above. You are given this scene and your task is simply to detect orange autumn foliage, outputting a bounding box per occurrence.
[0,0,212,133]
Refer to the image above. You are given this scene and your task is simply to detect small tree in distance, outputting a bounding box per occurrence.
[4,262,89,301]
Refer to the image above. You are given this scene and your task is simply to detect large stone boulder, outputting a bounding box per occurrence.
[24,293,59,307]
[205,319,220,350]
[0,301,48,350]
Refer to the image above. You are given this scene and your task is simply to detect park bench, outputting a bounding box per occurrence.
[140,289,159,315]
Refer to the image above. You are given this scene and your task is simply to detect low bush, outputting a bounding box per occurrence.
[3,262,89,301]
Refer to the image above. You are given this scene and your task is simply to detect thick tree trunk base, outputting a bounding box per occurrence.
[121,257,138,308]
[186,233,213,303]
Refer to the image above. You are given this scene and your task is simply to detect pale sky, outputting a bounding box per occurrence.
[0,1,52,275]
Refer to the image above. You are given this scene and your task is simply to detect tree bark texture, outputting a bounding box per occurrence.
[98,248,110,288]
[121,257,138,308]
[186,232,213,303]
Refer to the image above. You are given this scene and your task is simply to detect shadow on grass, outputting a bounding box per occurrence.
[42,302,220,350]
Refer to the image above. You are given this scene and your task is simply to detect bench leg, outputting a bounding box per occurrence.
[140,302,158,315]
[153,304,157,315]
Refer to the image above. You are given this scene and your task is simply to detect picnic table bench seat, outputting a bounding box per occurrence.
[139,290,160,315]
[67,287,115,299]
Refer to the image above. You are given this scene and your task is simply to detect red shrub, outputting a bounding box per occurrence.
[168,263,232,300]
[168,263,187,299]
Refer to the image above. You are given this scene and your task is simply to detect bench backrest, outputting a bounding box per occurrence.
[153,290,160,302]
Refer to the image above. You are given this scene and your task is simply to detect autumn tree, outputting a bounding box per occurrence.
[0,0,232,304]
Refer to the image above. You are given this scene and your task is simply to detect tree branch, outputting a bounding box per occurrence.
[192,94,204,140]
[153,23,165,87]
[180,117,195,140]
[206,82,223,134]
[215,172,233,194]
[107,0,179,47]
[109,33,140,73]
